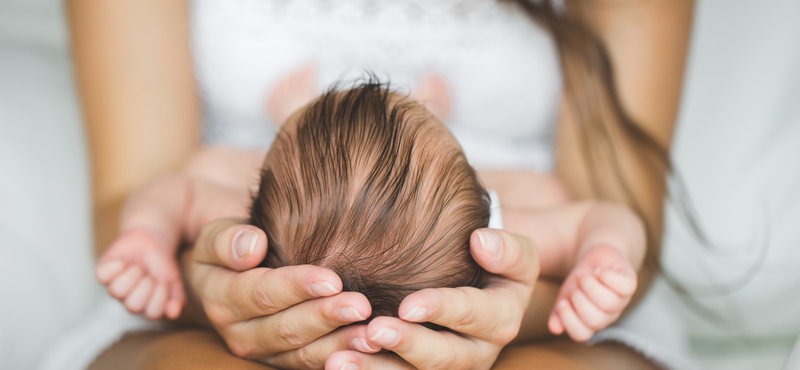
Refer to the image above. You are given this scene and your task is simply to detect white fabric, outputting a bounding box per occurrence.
[488,190,504,229]
[613,1,800,369]
[784,336,800,370]
[0,29,100,370]
[39,298,162,370]
[590,279,697,370]
[191,0,562,171]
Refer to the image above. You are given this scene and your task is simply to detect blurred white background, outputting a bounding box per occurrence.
[1,0,98,369]
[1,0,799,369]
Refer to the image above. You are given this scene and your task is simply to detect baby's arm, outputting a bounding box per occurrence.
[481,170,646,341]
[503,202,646,342]
[96,147,262,320]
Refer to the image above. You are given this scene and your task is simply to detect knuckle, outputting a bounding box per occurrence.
[453,307,479,328]
[204,302,232,326]
[277,319,305,347]
[227,339,255,358]
[429,352,457,370]
[294,345,318,370]
[490,324,519,345]
[253,285,279,313]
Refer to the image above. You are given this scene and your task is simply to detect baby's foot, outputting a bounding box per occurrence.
[96,228,185,320]
[548,244,637,342]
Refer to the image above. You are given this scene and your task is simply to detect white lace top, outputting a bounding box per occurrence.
[190,0,562,171]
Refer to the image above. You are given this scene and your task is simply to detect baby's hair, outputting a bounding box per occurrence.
[250,79,490,319]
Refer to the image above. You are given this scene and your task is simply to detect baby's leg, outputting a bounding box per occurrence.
[96,175,191,320]
[548,244,638,342]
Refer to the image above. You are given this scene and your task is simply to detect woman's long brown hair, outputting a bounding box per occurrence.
[512,1,766,312]
[510,0,670,265]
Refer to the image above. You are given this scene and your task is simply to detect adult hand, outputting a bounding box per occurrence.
[325,228,540,370]
[184,219,379,369]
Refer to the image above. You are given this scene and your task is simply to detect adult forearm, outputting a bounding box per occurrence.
[67,0,201,256]
[512,278,562,343]
[89,330,276,370]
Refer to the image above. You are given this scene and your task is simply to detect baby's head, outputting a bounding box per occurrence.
[250,81,490,319]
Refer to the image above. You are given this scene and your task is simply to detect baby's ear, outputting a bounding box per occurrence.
[266,63,319,126]
[412,73,452,123]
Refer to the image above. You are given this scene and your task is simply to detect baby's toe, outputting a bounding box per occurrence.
[108,265,145,298]
[124,277,155,313]
[598,269,637,296]
[579,273,625,313]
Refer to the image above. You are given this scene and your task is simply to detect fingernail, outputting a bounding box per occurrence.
[338,306,366,321]
[233,230,258,258]
[369,327,399,347]
[402,306,428,322]
[594,267,602,276]
[557,300,569,311]
[351,337,378,352]
[477,230,502,256]
[339,362,358,370]
[309,281,339,297]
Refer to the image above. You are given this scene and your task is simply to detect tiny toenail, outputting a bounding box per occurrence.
[339,362,358,370]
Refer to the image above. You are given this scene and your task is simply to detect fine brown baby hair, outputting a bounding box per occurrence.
[250,80,491,319]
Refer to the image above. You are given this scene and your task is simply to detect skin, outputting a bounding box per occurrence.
[68,0,693,368]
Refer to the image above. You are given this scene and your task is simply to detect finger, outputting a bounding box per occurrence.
[124,277,154,313]
[555,300,594,342]
[553,271,581,310]
[548,311,565,335]
[365,317,488,370]
[108,265,144,298]
[96,260,126,284]
[578,273,625,313]
[326,350,412,370]
[144,282,169,320]
[570,289,613,330]
[470,229,540,285]
[203,264,344,323]
[165,281,185,320]
[399,286,520,344]
[227,292,371,358]
[266,325,376,370]
[192,219,268,271]
[597,269,637,296]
